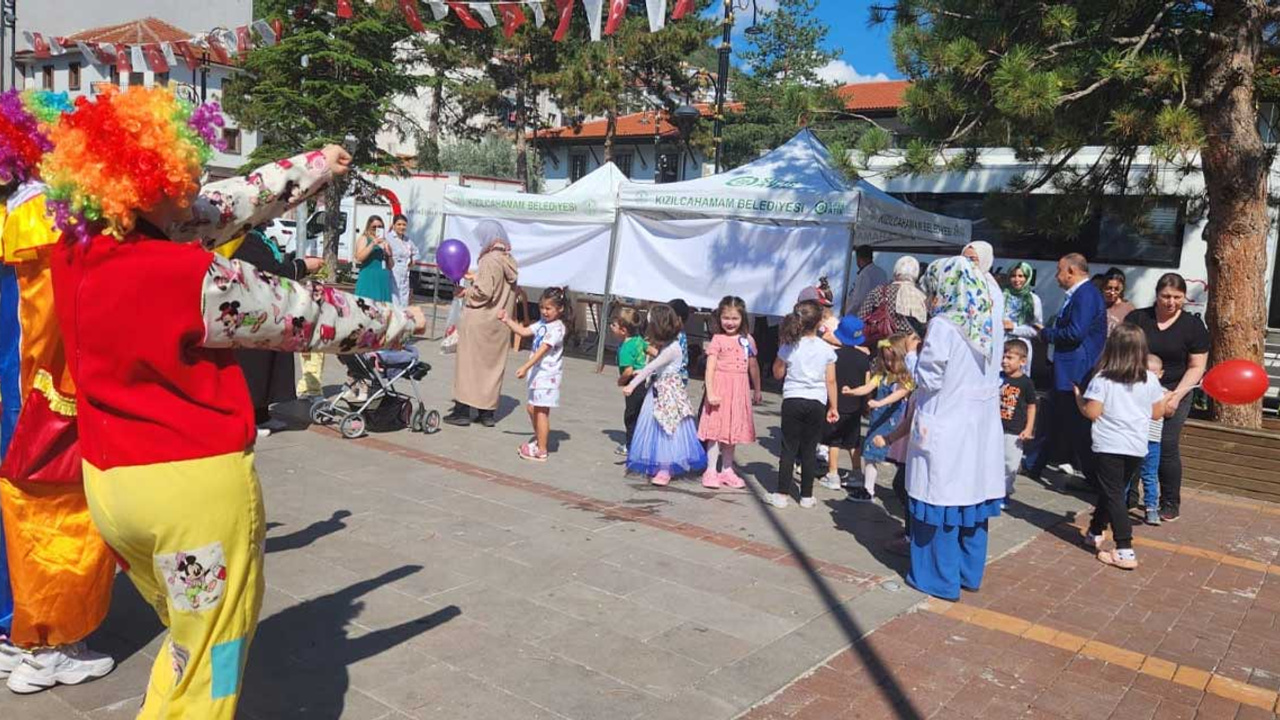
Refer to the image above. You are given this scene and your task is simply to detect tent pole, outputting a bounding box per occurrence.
[595,210,624,373]
[840,224,858,315]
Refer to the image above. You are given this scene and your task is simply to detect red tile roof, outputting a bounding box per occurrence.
[66,17,193,45]
[533,103,745,141]
[837,80,910,113]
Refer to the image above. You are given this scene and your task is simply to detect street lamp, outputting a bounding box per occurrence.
[2,0,16,91]
[713,0,762,174]
[672,104,700,181]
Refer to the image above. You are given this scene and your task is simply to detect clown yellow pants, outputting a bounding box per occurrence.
[297,352,326,396]
[84,452,265,720]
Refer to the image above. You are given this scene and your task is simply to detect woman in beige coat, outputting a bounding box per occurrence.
[445,219,519,426]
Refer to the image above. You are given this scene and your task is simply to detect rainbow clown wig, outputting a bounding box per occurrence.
[40,85,225,240]
[0,89,72,186]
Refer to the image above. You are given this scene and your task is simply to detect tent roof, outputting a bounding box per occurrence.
[618,129,970,245]
[443,162,624,224]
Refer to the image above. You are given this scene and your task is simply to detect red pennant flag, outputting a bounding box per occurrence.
[672,0,694,20]
[447,1,485,30]
[143,44,169,73]
[271,18,285,41]
[205,35,231,65]
[604,0,626,34]
[336,0,354,18]
[235,25,252,53]
[499,2,527,38]
[28,32,51,58]
[89,43,115,65]
[174,40,200,69]
[553,0,574,41]
[399,0,426,31]
[115,44,132,73]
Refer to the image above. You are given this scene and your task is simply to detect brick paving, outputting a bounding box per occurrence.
[745,491,1280,719]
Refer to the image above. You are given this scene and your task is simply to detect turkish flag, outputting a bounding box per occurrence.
[235,25,252,53]
[604,0,626,35]
[143,44,169,73]
[272,18,285,41]
[205,35,231,65]
[336,0,354,18]
[499,2,527,38]
[115,44,132,73]
[174,40,200,69]
[672,0,695,20]
[27,32,50,58]
[399,0,426,31]
[447,1,485,29]
[553,0,574,41]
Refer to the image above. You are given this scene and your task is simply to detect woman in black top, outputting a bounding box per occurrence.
[232,225,324,436]
[1125,273,1209,522]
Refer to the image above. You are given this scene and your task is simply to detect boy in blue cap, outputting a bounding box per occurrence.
[820,315,871,491]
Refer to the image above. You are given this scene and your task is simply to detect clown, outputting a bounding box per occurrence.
[40,84,424,718]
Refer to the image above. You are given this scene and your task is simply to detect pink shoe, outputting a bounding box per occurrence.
[701,468,721,489]
[651,471,671,486]
[719,468,746,489]
[518,442,547,462]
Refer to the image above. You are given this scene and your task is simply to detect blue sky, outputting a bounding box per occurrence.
[726,0,902,83]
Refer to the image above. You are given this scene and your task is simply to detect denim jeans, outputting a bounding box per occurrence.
[1125,441,1161,510]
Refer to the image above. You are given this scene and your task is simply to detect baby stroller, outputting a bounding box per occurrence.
[310,346,441,439]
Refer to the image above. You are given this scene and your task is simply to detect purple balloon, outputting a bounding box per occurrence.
[436,239,471,283]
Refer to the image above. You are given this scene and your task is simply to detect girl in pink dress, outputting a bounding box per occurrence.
[698,296,762,488]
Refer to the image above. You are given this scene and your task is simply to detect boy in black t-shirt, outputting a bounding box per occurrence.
[1000,340,1038,501]
[819,316,872,491]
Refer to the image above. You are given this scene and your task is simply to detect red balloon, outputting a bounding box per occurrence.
[1201,359,1269,405]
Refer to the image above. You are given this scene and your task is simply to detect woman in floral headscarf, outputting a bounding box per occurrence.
[1002,261,1043,375]
[903,256,1005,601]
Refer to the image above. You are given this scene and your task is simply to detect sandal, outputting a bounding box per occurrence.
[1096,550,1138,571]
[517,442,547,462]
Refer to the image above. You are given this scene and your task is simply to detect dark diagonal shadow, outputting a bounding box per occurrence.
[266,510,353,554]
[743,481,925,720]
[240,565,459,720]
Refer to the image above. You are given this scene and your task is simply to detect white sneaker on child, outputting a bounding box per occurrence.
[818,473,842,491]
[798,496,816,509]
[6,643,114,693]
[763,493,788,509]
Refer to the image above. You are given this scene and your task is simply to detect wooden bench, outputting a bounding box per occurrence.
[1181,419,1280,502]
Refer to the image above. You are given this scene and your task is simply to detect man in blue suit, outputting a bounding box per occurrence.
[1027,253,1108,483]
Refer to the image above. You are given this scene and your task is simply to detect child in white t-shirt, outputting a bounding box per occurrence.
[500,287,570,462]
[1074,323,1168,571]
[767,300,839,509]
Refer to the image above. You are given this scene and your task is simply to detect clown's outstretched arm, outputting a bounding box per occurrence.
[199,254,424,353]
[169,146,350,248]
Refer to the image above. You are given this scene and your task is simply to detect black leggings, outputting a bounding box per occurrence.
[777,398,826,499]
[1089,452,1143,550]
[1158,393,1193,513]
[623,383,646,449]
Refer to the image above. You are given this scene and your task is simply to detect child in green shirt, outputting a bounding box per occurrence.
[613,307,648,456]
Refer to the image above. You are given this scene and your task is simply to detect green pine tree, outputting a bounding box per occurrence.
[869,0,1278,428]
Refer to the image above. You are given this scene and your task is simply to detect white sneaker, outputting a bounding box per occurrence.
[818,473,842,491]
[256,426,273,439]
[816,445,830,463]
[6,643,114,694]
[763,493,789,509]
[799,496,817,509]
[0,643,25,679]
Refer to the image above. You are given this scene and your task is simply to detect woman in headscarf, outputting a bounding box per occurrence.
[904,257,1005,601]
[444,219,519,427]
[1003,261,1043,375]
[963,240,1005,389]
[857,255,928,342]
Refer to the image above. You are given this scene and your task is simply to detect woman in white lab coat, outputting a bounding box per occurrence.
[905,256,1006,601]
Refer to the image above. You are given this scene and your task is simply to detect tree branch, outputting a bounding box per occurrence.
[1057,0,1175,105]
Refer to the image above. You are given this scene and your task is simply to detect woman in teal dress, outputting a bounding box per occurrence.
[353,215,393,301]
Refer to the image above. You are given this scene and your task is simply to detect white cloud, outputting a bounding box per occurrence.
[816,60,890,85]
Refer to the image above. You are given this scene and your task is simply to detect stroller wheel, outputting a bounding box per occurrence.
[310,397,334,425]
[398,400,414,430]
[339,413,367,439]
[423,409,442,435]
[410,405,426,432]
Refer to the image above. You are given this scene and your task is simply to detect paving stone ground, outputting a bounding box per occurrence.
[0,340,1271,719]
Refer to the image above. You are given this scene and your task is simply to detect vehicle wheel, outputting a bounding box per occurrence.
[410,405,426,432]
[339,413,366,439]
[398,400,413,430]
[423,409,442,435]
[310,398,333,425]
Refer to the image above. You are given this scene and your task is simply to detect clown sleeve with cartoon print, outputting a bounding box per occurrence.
[200,254,416,353]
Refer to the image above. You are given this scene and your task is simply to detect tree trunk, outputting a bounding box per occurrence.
[604,110,616,164]
[514,55,529,191]
[323,175,349,275]
[428,76,443,147]
[1196,0,1268,429]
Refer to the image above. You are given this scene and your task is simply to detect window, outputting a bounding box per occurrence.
[155,71,169,87]
[68,62,81,91]
[569,153,588,182]
[221,128,242,155]
[129,71,145,87]
[898,192,1187,267]
[614,152,634,179]
[41,65,54,90]
[656,152,681,183]
[109,65,120,85]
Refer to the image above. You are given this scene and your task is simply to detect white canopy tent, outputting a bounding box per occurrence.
[440,162,627,295]
[612,129,972,318]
